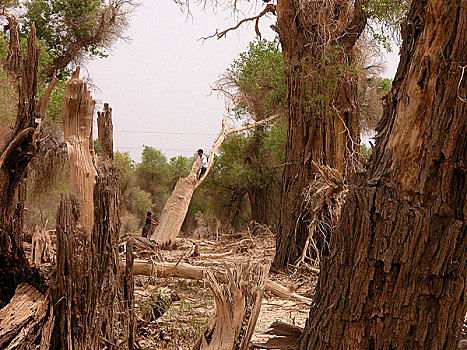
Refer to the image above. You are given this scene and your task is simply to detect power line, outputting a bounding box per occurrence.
[115,146,208,152]
[114,130,218,136]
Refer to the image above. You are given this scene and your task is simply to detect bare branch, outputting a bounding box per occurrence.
[200,3,276,40]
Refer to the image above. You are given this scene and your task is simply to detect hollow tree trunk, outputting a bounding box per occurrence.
[273,0,365,268]
[299,0,467,348]
[0,24,45,306]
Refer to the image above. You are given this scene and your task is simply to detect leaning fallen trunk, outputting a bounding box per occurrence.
[150,106,279,246]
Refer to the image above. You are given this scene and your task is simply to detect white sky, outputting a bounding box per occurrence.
[87,1,400,161]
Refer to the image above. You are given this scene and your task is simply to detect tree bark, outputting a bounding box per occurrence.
[299,0,467,348]
[0,24,43,307]
[273,0,366,268]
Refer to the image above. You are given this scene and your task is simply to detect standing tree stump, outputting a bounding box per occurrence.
[55,72,133,348]
[61,67,97,233]
[193,263,270,350]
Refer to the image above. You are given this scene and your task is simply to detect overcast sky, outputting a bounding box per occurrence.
[87,1,400,161]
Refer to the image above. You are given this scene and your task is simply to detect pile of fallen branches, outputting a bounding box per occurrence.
[296,161,348,267]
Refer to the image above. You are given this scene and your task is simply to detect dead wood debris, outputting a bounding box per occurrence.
[0,284,52,349]
[296,161,347,267]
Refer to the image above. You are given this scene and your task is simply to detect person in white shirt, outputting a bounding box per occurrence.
[197,149,208,180]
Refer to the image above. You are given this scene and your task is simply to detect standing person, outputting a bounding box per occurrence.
[197,149,208,180]
[142,211,158,238]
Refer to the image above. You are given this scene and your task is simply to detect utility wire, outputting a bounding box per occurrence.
[114,130,217,136]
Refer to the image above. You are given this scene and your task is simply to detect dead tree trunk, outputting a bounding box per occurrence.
[97,103,114,160]
[61,67,97,233]
[0,23,56,306]
[150,108,278,246]
[193,263,270,350]
[273,0,366,269]
[299,0,467,348]
[55,92,131,348]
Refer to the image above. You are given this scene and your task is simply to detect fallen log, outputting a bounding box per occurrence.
[130,260,312,304]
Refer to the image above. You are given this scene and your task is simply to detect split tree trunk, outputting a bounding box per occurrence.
[299,0,467,348]
[193,263,270,350]
[273,0,366,268]
[61,67,97,233]
[150,111,278,246]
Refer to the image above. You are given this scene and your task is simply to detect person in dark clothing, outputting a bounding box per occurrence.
[142,211,158,238]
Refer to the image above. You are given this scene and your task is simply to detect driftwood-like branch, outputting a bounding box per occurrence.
[129,260,312,304]
[201,4,276,40]
[197,111,279,187]
[251,321,302,349]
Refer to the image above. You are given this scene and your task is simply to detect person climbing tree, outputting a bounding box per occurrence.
[197,149,208,180]
[142,211,158,238]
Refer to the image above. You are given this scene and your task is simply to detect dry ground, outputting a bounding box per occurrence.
[129,227,318,349]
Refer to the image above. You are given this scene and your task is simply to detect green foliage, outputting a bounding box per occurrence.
[0,0,19,8]
[360,144,372,160]
[375,77,393,93]
[364,0,411,48]
[23,0,107,69]
[227,38,286,119]
[135,146,171,198]
[168,155,191,189]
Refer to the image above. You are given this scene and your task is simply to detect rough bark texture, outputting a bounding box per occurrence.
[1,11,21,78]
[55,167,122,349]
[0,284,52,350]
[299,0,467,348]
[0,25,42,307]
[273,0,366,268]
[192,263,270,350]
[61,67,97,233]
